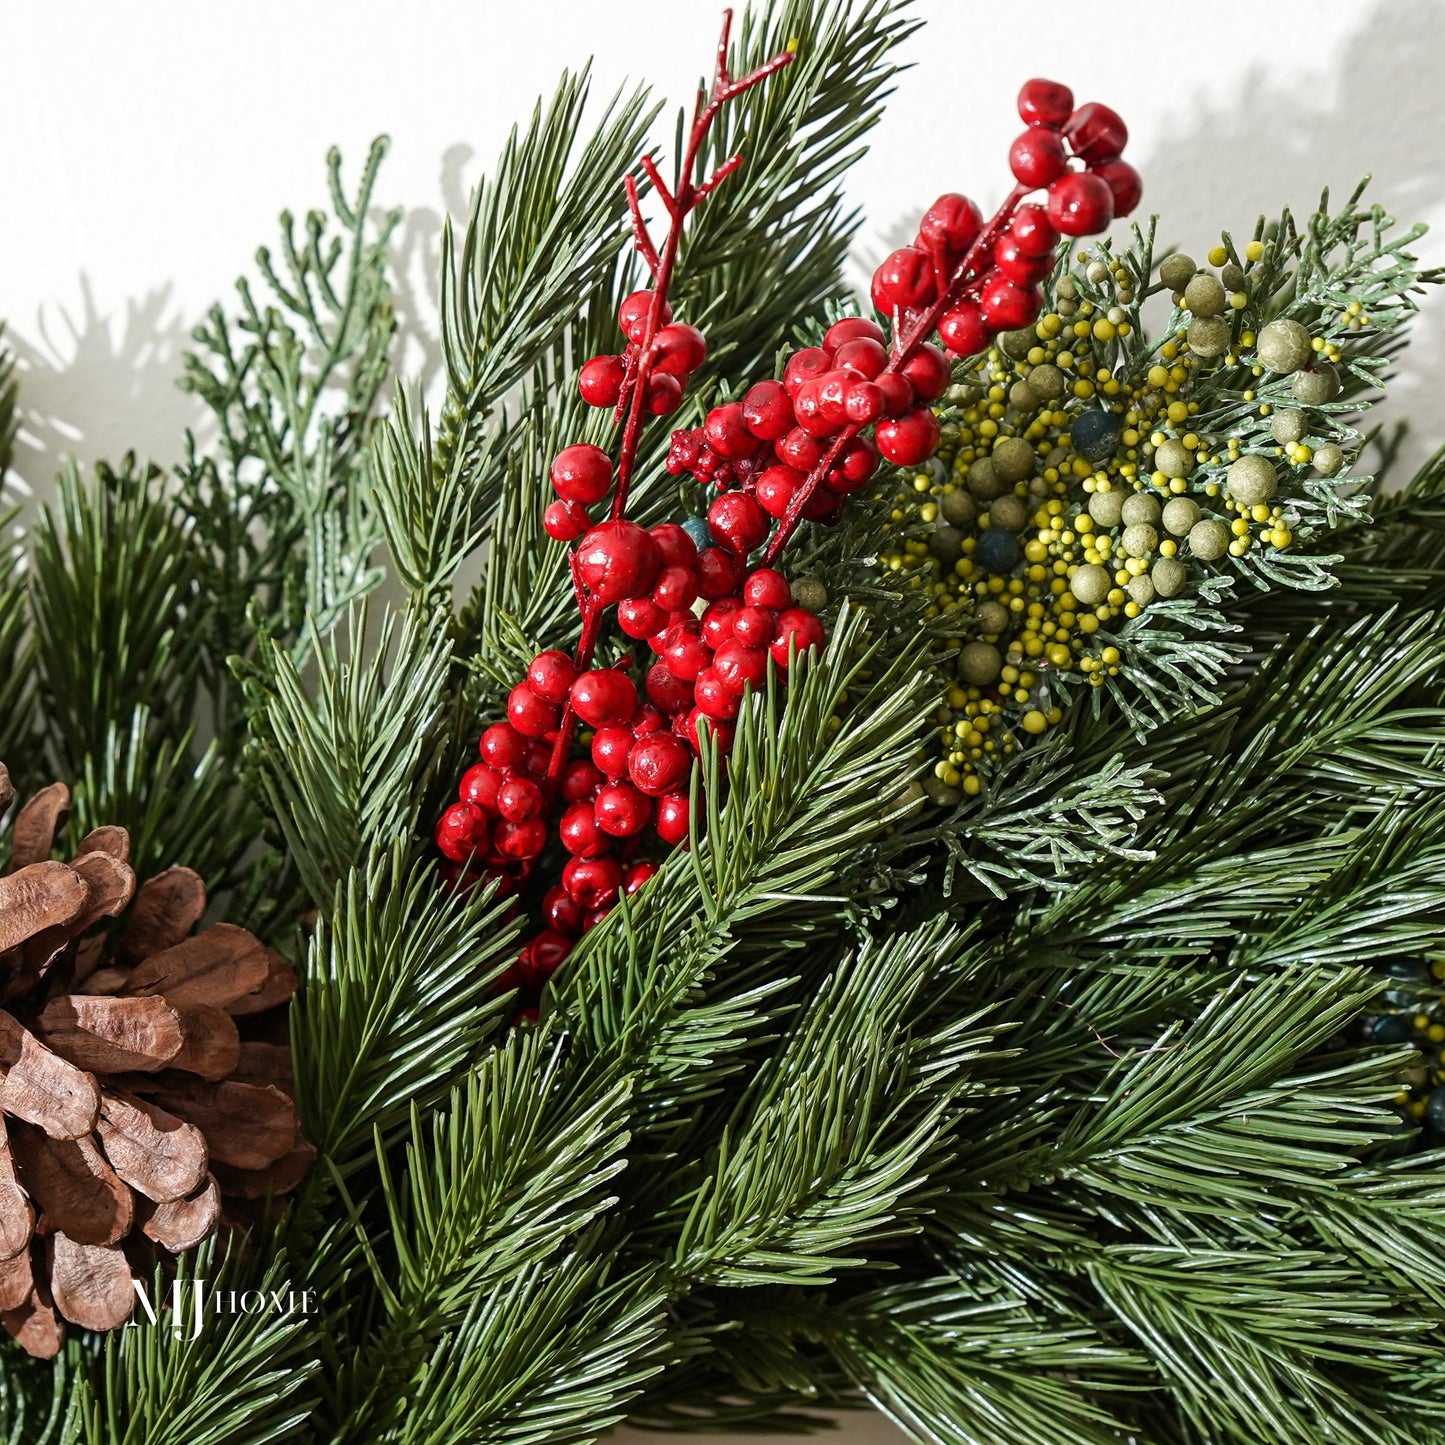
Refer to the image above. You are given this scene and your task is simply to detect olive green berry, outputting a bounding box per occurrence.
[790,576,829,612]
[1151,556,1188,597]
[991,436,1036,483]
[1056,275,1078,301]
[941,489,977,526]
[1226,454,1277,507]
[1155,438,1193,479]
[1292,363,1340,405]
[959,641,1003,685]
[1027,363,1065,400]
[1161,497,1201,535]
[1121,522,1159,557]
[1313,442,1345,477]
[989,495,1029,532]
[928,526,964,567]
[967,457,1005,500]
[1187,316,1230,357]
[1255,317,1313,374]
[1270,408,1306,445]
[1086,260,1109,285]
[1120,492,1161,527]
[1070,563,1112,606]
[1009,380,1039,411]
[1087,489,1125,527]
[1221,262,1246,291]
[1188,518,1230,560]
[923,776,962,808]
[976,599,1010,635]
[1158,253,1196,291]
[999,328,1036,360]
[1184,274,1227,318]
[1127,573,1156,606]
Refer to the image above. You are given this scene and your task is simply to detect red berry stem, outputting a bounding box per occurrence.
[761,183,1028,565]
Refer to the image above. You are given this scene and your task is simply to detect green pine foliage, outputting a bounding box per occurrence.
[5,3,1445,1443]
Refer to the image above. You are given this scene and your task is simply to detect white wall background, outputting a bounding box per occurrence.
[4,1,1443,1437]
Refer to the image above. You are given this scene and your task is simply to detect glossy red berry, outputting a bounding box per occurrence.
[571,669,638,728]
[742,380,795,441]
[695,546,742,600]
[705,402,757,461]
[782,347,831,398]
[542,884,585,937]
[844,381,886,426]
[838,435,880,488]
[435,802,489,862]
[995,233,1054,287]
[591,724,634,777]
[575,520,662,605]
[756,465,802,520]
[578,354,625,408]
[791,379,835,439]
[743,567,792,611]
[595,781,651,837]
[649,523,698,568]
[623,861,658,895]
[903,343,951,403]
[1062,102,1127,164]
[523,930,572,984]
[550,444,612,505]
[654,791,690,845]
[526,650,578,705]
[479,721,526,771]
[544,500,592,541]
[917,193,983,258]
[770,608,827,668]
[777,427,824,472]
[833,337,888,379]
[1017,78,1074,128]
[559,801,607,858]
[1093,157,1142,217]
[651,322,707,376]
[522,739,551,776]
[653,564,699,613]
[662,622,711,682]
[824,317,886,351]
[459,762,503,816]
[712,639,768,694]
[871,247,935,313]
[1010,204,1059,257]
[731,604,775,647]
[630,703,666,735]
[563,854,622,910]
[619,289,670,343]
[875,407,941,466]
[645,373,684,416]
[507,683,560,738]
[694,667,741,720]
[803,488,844,524]
[561,758,604,803]
[701,597,744,649]
[497,776,543,822]
[708,491,770,554]
[646,660,694,714]
[816,370,852,429]
[618,595,667,640]
[937,301,991,357]
[980,275,1044,330]
[1009,128,1068,188]
[875,372,916,418]
[494,816,546,860]
[627,730,691,796]
[1046,171,1115,236]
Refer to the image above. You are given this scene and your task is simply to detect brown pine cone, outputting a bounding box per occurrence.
[0,763,310,1358]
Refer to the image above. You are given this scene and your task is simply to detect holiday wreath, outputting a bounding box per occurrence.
[3,4,1445,1442]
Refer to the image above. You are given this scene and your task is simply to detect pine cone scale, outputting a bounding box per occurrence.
[95,1090,208,1202]
[0,1010,100,1139]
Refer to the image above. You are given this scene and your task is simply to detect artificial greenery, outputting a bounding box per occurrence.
[3,2,1445,1443]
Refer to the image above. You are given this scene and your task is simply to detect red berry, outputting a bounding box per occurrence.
[571,668,638,728]
[705,402,757,461]
[591,724,634,777]
[731,604,775,647]
[559,801,608,858]
[995,233,1054,287]
[712,640,768,695]
[1092,157,1142,217]
[1010,204,1060,257]
[662,622,711,682]
[435,802,489,862]
[816,370,853,429]
[526,650,578,705]
[742,380,795,441]
[803,488,844,524]
[523,929,572,985]
[494,816,546,860]
[459,763,503,814]
[595,781,651,837]
[550,444,612,505]
[701,597,744,649]
[743,567,791,611]
[777,427,824,472]
[646,661,694,714]
[706,493,768,556]
[542,884,584,937]
[938,301,992,357]
[630,703,666,735]
[563,854,622,910]
[497,776,543,822]
[917,193,983,258]
[695,546,742,599]
[756,465,802,520]
[480,721,526,770]
[833,337,888,379]
[1046,171,1115,236]
[575,520,662,605]
[677,707,734,756]
[903,343,951,403]
[875,372,916,417]
[1009,127,1068,188]
[1062,102,1127,164]
[694,667,741,720]
[522,739,552,776]
[1017,79,1075,128]
[872,246,936,313]
[507,682,560,738]
[627,730,692,796]
[618,595,667,640]
[579,354,625,407]
[783,347,831,397]
[840,382,883,429]
[646,373,684,416]
[649,523,697,569]
[623,861,659,895]
[791,379,837,439]
[652,322,706,376]
[770,608,827,668]
[875,407,941,466]
[561,758,604,803]
[655,792,690,845]
[619,289,670,343]
[839,434,880,488]
[980,275,1044,330]
[653,564,699,613]
[544,500,592,541]
[824,317,886,351]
